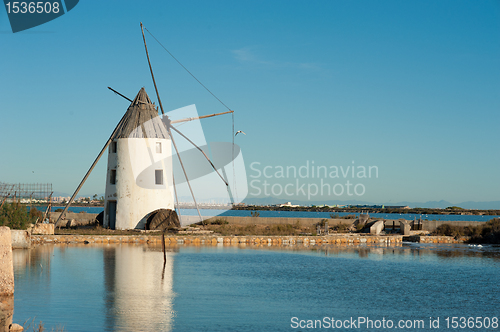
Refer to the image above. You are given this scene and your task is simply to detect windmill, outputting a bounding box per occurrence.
[55,23,244,230]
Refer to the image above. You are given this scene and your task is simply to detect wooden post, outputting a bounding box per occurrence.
[54,107,130,226]
[162,233,166,264]
[141,22,165,116]
[43,192,53,223]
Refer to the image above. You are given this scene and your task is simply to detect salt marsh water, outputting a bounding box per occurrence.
[12,243,500,331]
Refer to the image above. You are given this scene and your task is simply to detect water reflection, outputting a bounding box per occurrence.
[232,242,500,262]
[11,242,500,331]
[102,246,176,332]
[12,245,177,332]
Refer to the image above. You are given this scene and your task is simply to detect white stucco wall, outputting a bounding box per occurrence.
[104,137,174,230]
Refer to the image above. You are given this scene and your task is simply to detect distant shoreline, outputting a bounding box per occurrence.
[26,203,500,216]
[232,205,500,216]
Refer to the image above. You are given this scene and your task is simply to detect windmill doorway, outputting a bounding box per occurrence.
[108,201,117,230]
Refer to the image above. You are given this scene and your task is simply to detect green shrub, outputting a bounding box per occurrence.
[0,202,34,229]
[332,223,349,233]
[317,219,328,227]
[469,218,500,244]
[210,218,228,225]
[432,219,500,244]
[29,207,44,223]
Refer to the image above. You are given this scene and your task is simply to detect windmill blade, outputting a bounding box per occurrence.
[108,87,132,103]
[170,110,233,124]
[168,127,203,224]
[169,125,228,186]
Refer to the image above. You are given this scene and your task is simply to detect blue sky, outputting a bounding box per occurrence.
[1,0,499,205]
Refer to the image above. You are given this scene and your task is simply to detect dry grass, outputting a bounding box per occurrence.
[200,223,314,236]
[23,318,65,332]
[197,221,354,236]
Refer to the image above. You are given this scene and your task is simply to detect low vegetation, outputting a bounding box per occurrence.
[432,218,500,244]
[23,318,65,332]
[0,202,40,229]
[201,222,311,236]
[329,213,356,219]
[250,211,260,217]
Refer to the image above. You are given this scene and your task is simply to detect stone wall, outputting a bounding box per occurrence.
[0,227,14,296]
[30,223,54,235]
[420,220,482,232]
[10,230,30,249]
[403,235,468,244]
[31,233,410,246]
[50,212,98,226]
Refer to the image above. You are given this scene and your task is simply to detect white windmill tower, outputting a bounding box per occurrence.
[55,23,246,229]
[103,87,174,230]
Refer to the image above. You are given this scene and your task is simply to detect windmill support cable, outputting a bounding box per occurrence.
[168,127,203,224]
[169,126,228,186]
[141,22,165,115]
[231,111,238,203]
[143,26,232,112]
[54,112,129,226]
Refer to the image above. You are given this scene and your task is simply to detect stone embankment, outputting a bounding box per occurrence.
[403,235,468,244]
[31,234,466,246]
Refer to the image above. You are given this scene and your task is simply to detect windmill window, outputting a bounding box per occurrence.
[110,170,116,184]
[156,142,162,153]
[111,141,117,153]
[155,170,163,185]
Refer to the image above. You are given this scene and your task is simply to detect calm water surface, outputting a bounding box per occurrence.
[12,243,500,331]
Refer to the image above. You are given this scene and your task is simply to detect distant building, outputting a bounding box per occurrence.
[349,204,384,209]
[383,205,410,209]
[277,202,300,208]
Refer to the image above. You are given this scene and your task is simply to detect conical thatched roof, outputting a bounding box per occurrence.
[112,87,169,139]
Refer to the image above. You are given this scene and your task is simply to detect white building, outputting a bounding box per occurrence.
[103,88,175,230]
